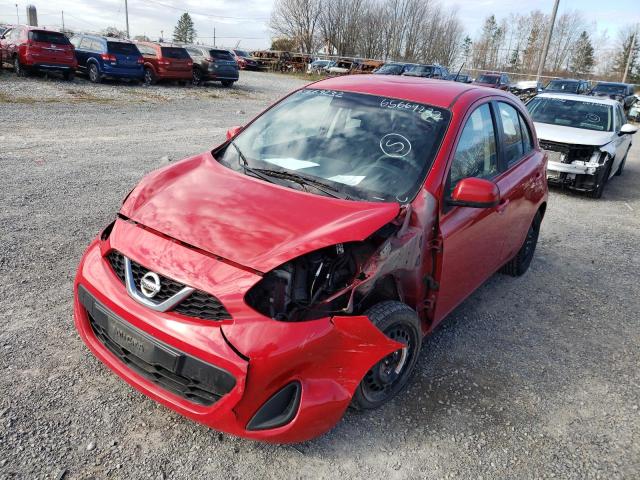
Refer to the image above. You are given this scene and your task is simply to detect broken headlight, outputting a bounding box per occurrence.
[245,243,363,322]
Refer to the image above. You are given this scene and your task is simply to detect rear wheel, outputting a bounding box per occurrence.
[221,80,234,87]
[88,63,102,83]
[500,211,541,277]
[351,301,422,410]
[14,56,27,77]
[143,67,156,86]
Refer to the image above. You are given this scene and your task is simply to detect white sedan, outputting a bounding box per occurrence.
[527,92,637,198]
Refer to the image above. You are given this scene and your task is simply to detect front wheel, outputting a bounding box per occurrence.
[14,56,27,77]
[143,67,156,86]
[88,63,102,83]
[351,301,422,410]
[192,67,203,86]
[501,211,542,277]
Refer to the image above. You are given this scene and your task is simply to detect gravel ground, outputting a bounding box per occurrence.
[0,70,639,480]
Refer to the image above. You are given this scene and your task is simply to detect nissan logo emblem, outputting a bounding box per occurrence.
[140,272,161,299]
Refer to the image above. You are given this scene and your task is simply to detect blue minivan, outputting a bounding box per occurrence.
[70,34,144,83]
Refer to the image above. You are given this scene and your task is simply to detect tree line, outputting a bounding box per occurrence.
[270,0,639,82]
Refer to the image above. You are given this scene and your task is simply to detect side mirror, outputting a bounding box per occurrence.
[447,178,500,208]
[620,124,638,136]
[226,125,243,141]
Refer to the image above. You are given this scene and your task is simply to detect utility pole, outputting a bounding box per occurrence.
[213,26,216,47]
[15,3,19,24]
[61,10,64,32]
[124,0,130,39]
[160,29,164,42]
[622,24,638,83]
[536,0,560,82]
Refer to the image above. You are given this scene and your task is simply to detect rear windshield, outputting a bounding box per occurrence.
[29,30,70,45]
[546,80,579,93]
[161,47,189,59]
[592,84,626,95]
[477,75,499,84]
[407,65,434,74]
[209,50,234,60]
[376,64,405,74]
[107,42,140,55]
[234,50,250,57]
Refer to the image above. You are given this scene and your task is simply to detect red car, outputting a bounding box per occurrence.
[74,75,547,443]
[474,72,511,90]
[0,25,76,80]
[134,41,193,85]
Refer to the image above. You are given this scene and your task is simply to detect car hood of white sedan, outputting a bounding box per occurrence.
[534,122,614,147]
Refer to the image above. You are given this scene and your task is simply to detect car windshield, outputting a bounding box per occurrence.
[29,30,70,44]
[376,64,404,74]
[210,49,234,60]
[161,47,189,59]
[235,50,250,57]
[477,75,499,84]
[527,97,613,132]
[107,42,139,55]
[592,84,626,95]
[546,81,579,93]
[406,65,434,74]
[218,89,451,203]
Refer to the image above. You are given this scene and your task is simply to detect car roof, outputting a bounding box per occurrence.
[310,75,493,109]
[536,92,619,106]
[548,78,581,83]
[594,82,628,87]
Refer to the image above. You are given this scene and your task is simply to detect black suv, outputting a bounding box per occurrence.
[544,79,591,94]
[402,64,450,79]
[589,82,637,111]
[184,45,239,87]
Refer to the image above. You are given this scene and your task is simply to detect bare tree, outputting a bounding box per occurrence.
[270,0,323,53]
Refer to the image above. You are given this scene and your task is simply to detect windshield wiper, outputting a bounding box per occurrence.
[253,168,347,199]
[230,142,278,186]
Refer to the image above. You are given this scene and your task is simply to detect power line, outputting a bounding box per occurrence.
[138,0,268,21]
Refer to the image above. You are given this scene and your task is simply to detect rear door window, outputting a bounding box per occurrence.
[161,47,190,59]
[29,30,70,44]
[209,49,234,61]
[78,37,92,50]
[497,103,525,166]
[107,42,139,55]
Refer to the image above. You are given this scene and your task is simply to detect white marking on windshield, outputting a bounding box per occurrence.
[380,133,412,158]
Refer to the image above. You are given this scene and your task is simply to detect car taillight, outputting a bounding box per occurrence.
[137,57,144,64]
[101,53,116,62]
[158,59,170,66]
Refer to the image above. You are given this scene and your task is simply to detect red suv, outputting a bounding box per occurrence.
[134,41,192,85]
[74,76,547,443]
[0,25,76,80]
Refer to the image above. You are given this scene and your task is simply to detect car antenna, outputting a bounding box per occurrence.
[454,62,464,82]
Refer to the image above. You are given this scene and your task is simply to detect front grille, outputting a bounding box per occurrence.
[540,140,594,164]
[107,250,232,321]
[78,286,236,406]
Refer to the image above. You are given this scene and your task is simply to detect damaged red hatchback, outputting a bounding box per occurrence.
[74,75,547,443]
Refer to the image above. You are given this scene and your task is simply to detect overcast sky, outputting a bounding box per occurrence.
[0,0,637,50]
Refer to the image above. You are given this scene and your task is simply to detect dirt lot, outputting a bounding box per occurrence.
[0,71,639,480]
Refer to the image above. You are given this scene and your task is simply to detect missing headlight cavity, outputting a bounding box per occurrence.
[245,223,400,322]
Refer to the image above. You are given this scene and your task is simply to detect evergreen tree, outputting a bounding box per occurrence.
[570,31,594,74]
[613,31,639,82]
[173,13,197,44]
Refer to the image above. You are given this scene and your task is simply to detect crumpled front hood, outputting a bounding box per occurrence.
[120,152,400,273]
[534,122,614,147]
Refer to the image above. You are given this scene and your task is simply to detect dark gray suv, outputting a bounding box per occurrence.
[184,45,239,87]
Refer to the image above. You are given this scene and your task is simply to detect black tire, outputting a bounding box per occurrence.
[351,301,422,410]
[500,211,542,277]
[14,56,27,77]
[88,63,102,83]
[615,148,630,176]
[143,67,156,86]
[221,80,234,87]
[192,67,203,86]
[63,71,75,81]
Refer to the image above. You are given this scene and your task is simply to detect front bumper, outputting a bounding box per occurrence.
[546,160,604,191]
[74,218,400,443]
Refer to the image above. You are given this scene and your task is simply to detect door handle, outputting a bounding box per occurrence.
[496,198,510,214]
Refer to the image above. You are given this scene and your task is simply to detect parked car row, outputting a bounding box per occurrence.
[0,25,239,87]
